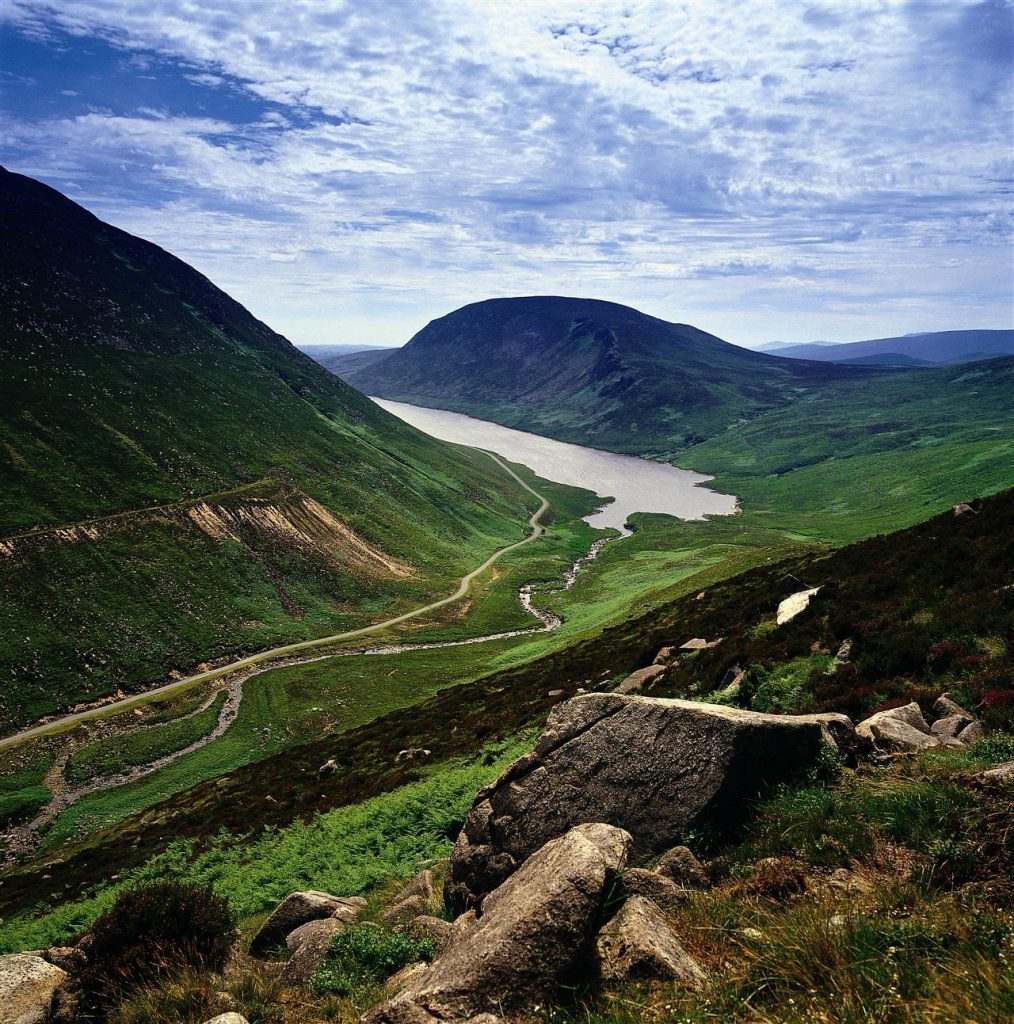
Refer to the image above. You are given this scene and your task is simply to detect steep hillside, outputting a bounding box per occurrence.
[337,295,871,455]
[760,328,1013,365]
[0,169,535,729]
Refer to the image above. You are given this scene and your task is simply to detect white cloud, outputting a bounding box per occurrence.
[2,0,1011,345]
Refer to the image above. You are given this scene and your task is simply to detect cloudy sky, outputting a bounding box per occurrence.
[2,1,1012,348]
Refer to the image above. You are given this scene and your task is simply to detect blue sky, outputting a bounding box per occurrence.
[2,0,1012,348]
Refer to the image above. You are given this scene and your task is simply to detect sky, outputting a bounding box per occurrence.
[1,1,1012,349]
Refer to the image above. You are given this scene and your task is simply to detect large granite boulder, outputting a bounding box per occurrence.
[363,823,631,1023]
[856,703,939,752]
[282,918,349,984]
[445,694,850,909]
[0,952,76,1024]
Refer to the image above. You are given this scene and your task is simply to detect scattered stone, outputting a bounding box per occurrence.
[740,927,764,941]
[953,503,976,517]
[619,868,688,911]
[974,760,1014,785]
[856,703,938,753]
[318,759,338,777]
[548,689,564,698]
[282,918,349,984]
[367,823,632,1023]
[776,587,821,625]
[931,714,974,742]
[0,952,76,1024]
[202,1015,249,1024]
[406,915,454,951]
[595,896,706,986]
[825,868,874,896]
[679,638,711,650]
[933,693,970,719]
[653,846,708,889]
[446,694,846,909]
[383,962,429,996]
[614,664,665,694]
[250,890,352,955]
[396,748,432,763]
[381,894,430,926]
[959,721,985,744]
[835,638,853,663]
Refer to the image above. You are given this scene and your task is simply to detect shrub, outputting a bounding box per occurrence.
[310,922,435,997]
[78,879,236,1006]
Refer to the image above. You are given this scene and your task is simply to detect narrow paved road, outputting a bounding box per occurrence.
[0,452,549,751]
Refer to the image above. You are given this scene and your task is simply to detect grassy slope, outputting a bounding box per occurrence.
[0,168,536,728]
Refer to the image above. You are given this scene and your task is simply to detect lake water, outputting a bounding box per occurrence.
[372,398,739,533]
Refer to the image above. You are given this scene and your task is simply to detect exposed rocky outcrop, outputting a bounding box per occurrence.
[0,952,76,1024]
[595,896,706,986]
[857,697,983,753]
[445,694,853,909]
[364,823,631,1023]
[250,891,365,954]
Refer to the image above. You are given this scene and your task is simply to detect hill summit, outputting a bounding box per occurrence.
[336,295,871,455]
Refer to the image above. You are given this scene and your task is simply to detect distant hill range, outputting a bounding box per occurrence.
[756,330,1012,366]
[297,342,390,361]
[329,295,888,455]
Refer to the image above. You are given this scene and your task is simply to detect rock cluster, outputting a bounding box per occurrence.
[856,694,983,753]
[444,693,857,909]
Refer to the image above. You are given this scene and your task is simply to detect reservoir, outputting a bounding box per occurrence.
[372,398,738,533]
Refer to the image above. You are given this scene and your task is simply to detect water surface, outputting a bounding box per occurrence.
[373,398,738,533]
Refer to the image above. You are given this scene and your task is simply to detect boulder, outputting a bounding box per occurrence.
[0,952,76,1024]
[381,894,430,926]
[856,703,938,753]
[406,915,454,951]
[835,639,853,663]
[282,918,348,984]
[618,868,687,910]
[383,962,430,996]
[365,823,632,1023]
[931,714,974,742]
[202,1016,249,1024]
[958,720,985,744]
[680,638,711,650]
[933,693,971,720]
[975,760,1014,785]
[653,846,709,889]
[595,896,706,986]
[614,664,665,694]
[39,947,85,977]
[776,587,821,626]
[250,890,354,954]
[445,694,845,909]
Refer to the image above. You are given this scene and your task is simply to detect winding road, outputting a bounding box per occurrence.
[0,452,550,752]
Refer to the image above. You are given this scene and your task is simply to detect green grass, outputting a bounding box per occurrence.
[0,749,53,828]
[0,732,537,954]
[310,924,435,997]
[64,690,229,784]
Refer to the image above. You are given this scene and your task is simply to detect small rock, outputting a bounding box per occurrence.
[548,689,564,698]
[383,961,429,996]
[835,638,853,663]
[381,894,429,926]
[653,846,708,888]
[396,748,432,763]
[931,714,974,742]
[282,918,348,984]
[619,868,688,911]
[933,693,970,720]
[740,927,764,941]
[975,760,1014,785]
[614,664,665,694]
[776,587,821,626]
[679,638,711,650]
[596,896,706,986]
[406,915,454,951]
[202,1015,249,1024]
[953,502,976,517]
[318,759,338,777]
[250,891,351,954]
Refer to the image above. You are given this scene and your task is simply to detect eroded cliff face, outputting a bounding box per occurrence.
[2,485,411,579]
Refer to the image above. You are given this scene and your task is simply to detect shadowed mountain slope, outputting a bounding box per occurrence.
[0,168,533,728]
[335,295,887,455]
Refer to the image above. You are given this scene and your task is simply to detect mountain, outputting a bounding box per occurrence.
[297,343,391,360]
[316,346,395,376]
[757,329,1013,365]
[335,295,878,456]
[0,168,533,729]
